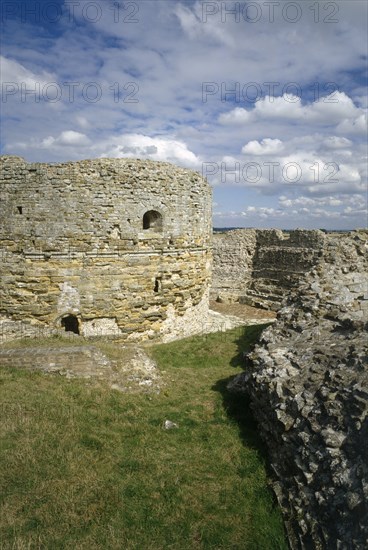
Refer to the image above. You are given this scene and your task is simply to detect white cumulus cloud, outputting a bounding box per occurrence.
[99,134,201,167]
[41,131,90,147]
[242,138,284,155]
[219,92,367,133]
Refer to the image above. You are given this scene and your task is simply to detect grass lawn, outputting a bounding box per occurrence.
[0,325,287,549]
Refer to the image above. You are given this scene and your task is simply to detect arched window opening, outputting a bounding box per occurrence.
[143,210,163,232]
[61,314,80,335]
[154,278,162,293]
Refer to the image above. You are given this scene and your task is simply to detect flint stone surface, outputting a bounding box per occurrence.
[228,230,368,549]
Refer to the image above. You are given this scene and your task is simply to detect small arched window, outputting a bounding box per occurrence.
[143,210,163,232]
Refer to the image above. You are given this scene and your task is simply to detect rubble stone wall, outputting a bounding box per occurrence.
[229,231,368,549]
[0,155,212,342]
[212,229,324,309]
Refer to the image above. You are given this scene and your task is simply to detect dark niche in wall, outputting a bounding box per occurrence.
[143,210,163,232]
[61,314,80,335]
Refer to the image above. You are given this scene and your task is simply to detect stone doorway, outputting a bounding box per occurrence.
[61,314,80,335]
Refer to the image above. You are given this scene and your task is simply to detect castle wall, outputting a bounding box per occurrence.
[0,156,212,342]
[211,229,257,301]
[228,230,368,548]
[212,229,324,309]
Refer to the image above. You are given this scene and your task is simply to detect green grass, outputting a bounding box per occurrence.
[0,325,287,549]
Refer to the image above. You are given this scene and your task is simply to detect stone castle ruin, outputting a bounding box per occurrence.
[212,228,325,310]
[1,154,367,548]
[0,155,212,342]
[228,229,368,548]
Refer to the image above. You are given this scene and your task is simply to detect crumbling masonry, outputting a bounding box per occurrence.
[0,156,212,342]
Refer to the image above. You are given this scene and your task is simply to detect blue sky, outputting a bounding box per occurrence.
[1,0,367,229]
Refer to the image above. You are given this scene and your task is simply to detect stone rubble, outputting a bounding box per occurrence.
[228,230,368,549]
[163,420,179,430]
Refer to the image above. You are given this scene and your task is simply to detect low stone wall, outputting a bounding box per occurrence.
[212,229,324,310]
[228,230,368,548]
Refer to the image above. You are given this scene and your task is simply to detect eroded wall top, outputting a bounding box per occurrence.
[0,155,212,254]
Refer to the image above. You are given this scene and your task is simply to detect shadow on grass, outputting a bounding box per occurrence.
[212,323,272,456]
[229,323,271,369]
[212,323,289,547]
[213,377,268,456]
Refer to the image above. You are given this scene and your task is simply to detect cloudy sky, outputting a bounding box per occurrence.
[1,0,367,229]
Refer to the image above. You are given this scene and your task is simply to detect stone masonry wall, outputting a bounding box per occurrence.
[212,229,324,310]
[211,229,257,302]
[0,156,212,343]
[229,231,368,549]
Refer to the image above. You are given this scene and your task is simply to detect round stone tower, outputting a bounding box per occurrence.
[0,156,212,342]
